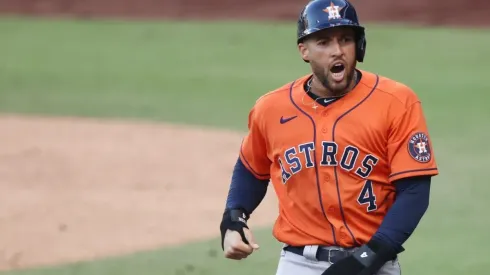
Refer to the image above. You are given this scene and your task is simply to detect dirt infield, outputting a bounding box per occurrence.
[0,115,279,270]
[1,0,490,26]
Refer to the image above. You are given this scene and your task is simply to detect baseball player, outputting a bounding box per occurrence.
[219,0,439,274]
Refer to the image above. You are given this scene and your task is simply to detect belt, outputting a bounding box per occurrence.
[283,245,354,264]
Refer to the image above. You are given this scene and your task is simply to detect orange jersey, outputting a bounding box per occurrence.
[239,70,438,248]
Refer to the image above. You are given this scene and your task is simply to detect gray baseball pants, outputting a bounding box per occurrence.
[275,244,401,275]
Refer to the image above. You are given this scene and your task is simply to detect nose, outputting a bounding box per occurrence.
[330,39,342,57]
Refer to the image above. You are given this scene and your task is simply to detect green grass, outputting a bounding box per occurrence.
[0,17,310,130]
[0,229,285,275]
[1,17,490,275]
[2,17,488,130]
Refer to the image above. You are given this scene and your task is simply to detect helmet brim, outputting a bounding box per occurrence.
[297,19,365,44]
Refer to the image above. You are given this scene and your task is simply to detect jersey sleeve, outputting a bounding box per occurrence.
[387,97,439,182]
[239,105,271,180]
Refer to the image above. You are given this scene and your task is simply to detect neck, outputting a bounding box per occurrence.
[309,70,358,98]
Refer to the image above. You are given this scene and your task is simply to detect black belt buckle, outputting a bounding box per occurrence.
[327,248,341,264]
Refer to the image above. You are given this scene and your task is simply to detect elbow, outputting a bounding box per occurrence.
[421,187,431,214]
[414,182,431,218]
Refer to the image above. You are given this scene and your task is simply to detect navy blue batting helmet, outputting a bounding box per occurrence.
[297,0,366,62]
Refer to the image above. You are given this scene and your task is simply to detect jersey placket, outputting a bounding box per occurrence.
[315,106,345,245]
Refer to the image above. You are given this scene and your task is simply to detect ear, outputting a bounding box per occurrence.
[298,43,309,62]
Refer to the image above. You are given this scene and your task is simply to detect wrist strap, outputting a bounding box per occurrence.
[219,208,250,250]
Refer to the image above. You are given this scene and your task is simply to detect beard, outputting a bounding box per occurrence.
[310,60,356,96]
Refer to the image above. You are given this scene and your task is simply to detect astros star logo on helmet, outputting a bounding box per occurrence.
[323,2,342,20]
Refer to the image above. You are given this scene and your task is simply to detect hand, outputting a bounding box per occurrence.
[321,254,365,275]
[223,228,260,260]
[321,239,400,275]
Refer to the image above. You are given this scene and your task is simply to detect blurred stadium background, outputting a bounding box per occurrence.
[0,0,489,275]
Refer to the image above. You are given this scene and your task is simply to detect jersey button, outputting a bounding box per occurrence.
[321,128,327,133]
[328,206,335,213]
[324,174,330,181]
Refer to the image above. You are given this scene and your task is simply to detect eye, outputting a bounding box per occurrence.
[342,36,355,43]
[317,39,328,46]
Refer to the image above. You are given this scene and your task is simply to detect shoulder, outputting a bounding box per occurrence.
[360,70,421,109]
[251,75,310,113]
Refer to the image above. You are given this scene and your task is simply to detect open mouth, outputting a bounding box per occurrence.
[330,63,345,82]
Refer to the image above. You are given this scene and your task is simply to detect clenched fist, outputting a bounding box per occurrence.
[223,228,260,260]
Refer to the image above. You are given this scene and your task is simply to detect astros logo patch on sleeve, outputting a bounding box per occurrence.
[408,132,432,163]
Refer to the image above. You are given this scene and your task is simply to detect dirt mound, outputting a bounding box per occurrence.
[0,0,489,26]
[0,115,278,270]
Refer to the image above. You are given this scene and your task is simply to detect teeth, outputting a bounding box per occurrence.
[332,71,344,79]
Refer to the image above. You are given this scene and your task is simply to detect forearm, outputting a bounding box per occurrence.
[372,176,432,252]
[225,157,269,215]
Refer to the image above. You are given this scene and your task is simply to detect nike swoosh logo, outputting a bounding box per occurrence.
[280,116,298,124]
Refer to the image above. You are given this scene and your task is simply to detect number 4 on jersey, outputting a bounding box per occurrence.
[357,180,377,212]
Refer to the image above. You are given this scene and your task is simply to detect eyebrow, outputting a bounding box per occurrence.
[313,32,354,40]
